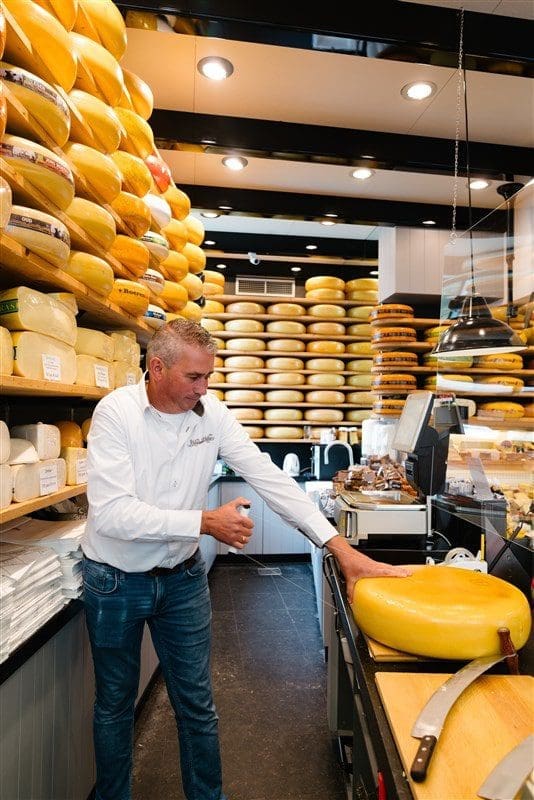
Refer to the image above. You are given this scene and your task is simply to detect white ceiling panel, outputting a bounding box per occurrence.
[191,213,379,240]
[402,0,534,18]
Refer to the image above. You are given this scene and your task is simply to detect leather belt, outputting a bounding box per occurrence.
[147,549,200,577]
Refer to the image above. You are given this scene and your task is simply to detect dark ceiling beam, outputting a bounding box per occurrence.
[117,0,534,64]
[202,232,378,259]
[181,185,503,231]
[154,111,532,179]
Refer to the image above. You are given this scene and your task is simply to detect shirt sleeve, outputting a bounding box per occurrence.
[217,406,338,548]
[87,398,201,543]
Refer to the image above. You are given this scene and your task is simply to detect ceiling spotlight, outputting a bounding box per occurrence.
[201,211,220,218]
[216,263,227,270]
[305,244,318,250]
[201,138,217,145]
[218,205,233,210]
[197,57,234,81]
[204,240,216,245]
[401,81,437,101]
[222,156,248,171]
[324,212,338,218]
[469,179,490,190]
[361,154,376,160]
[351,167,374,180]
[422,219,436,225]
[320,219,336,226]
[291,266,301,272]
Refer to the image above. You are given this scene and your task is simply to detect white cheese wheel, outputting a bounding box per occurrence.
[11,331,77,383]
[307,373,345,388]
[265,426,303,439]
[224,390,264,402]
[0,327,13,376]
[241,426,264,439]
[265,357,304,371]
[0,464,13,509]
[208,389,224,400]
[266,372,305,386]
[265,390,304,402]
[139,268,165,296]
[213,356,224,368]
[204,300,225,314]
[10,423,60,460]
[201,319,224,332]
[265,320,306,334]
[109,329,137,341]
[75,328,114,362]
[304,409,344,422]
[266,303,305,316]
[1,135,74,209]
[305,390,344,404]
[308,304,346,318]
[231,408,263,421]
[345,278,378,292]
[305,288,344,301]
[224,356,265,370]
[0,421,10,465]
[140,231,170,265]
[202,270,225,287]
[226,371,264,385]
[267,339,305,352]
[306,322,345,336]
[208,372,225,385]
[264,409,303,421]
[345,409,372,423]
[347,342,373,355]
[347,359,373,373]
[306,358,344,372]
[228,338,266,351]
[8,439,39,465]
[0,286,76,346]
[225,319,264,333]
[307,340,345,354]
[347,390,374,403]
[75,355,114,388]
[347,323,372,336]
[144,193,172,229]
[305,276,345,292]
[48,293,78,315]
[347,306,374,320]
[347,375,373,389]
[113,361,142,388]
[5,206,70,266]
[346,290,379,303]
[226,302,265,314]
[60,447,87,485]
[144,304,166,329]
[11,463,40,502]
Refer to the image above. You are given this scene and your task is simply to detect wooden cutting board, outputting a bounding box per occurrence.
[365,635,423,662]
[375,672,534,800]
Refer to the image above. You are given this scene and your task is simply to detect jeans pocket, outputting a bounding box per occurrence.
[186,555,206,579]
[83,558,119,595]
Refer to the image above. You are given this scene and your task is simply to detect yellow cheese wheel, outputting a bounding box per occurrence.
[66,197,116,250]
[33,0,77,30]
[158,281,188,311]
[225,319,264,333]
[107,279,150,315]
[347,323,372,336]
[266,372,305,385]
[304,409,344,422]
[478,401,525,420]
[347,290,378,303]
[224,356,264,370]
[478,375,524,389]
[266,320,306,334]
[182,242,206,274]
[180,272,203,301]
[267,339,305,352]
[308,304,346,318]
[6,206,70,266]
[475,353,524,370]
[266,303,305,317]
[122,69,153,121]
[347,375,373,389]
[213,356,223,368]
[305,390,344,404]
[347,391,375,406]
[226,301,265,314]
[305,276,345,292]
[111,150,152,197]
[208,372,225,384]
[1,134,74,210]
[74,0,127,61]
[424,325,450,342]
[11,330,76,381]
[204,299,224,314]
[201,318,224,333]
[306,358,344,372]
[265,357,304,371]
[71,31,123,107]
[161,250,189,282]
[352,565,531,659]
[226,371,264,385]
[524,401,534,418]
[81,418,92,441]
[307,340,345,354]
[203,282,223,296]
[306,322,345,336]
[346,343,373,356]
[265,426,303,439]
[69,90,122,154]
[110,191,151,237]
[264,409,303,422]
[229,338,266,351]
[209,333,224,347]
[241,425,264,440]
[348,359,373,372]
[109,235,149,277]
[345,277,378,292]
[307,373,345,388]
[347,306,374,320]
[349,384,378,400]
[231,408,263,421]
[54,420,83,448]
[178,301,202,322]
[63,142,122,205]
[203,270,225,288]
[115,107,154,160]
[306,288,345,301]
[161,218,188,252]
[345,409,372,423]
[208,389,224,400]
[184,215,204,246]
[162,184,190,221]
[224,389,264,402]
[265,390,304,402]
[423,353,473,371]
[65,251,114,297]
[425,374,473,388]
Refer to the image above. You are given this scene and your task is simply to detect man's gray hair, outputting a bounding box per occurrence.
[146,318,218,366]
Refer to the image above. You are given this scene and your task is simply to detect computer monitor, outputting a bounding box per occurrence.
[391,391,434,454]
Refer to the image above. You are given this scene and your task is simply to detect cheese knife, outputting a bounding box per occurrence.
[410,653,508,782]
[477,735,534,800]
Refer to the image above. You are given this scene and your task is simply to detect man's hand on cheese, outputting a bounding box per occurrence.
[201,497,254,549]
[326,535,411,603]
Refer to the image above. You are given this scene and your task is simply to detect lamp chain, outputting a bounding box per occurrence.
[450,8,465,245]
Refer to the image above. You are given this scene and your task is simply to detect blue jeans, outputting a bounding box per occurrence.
[83,554,227,800]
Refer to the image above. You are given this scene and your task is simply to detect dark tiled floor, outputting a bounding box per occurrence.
[132,560,346,800]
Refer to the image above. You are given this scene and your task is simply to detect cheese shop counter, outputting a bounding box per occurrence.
[323,556,533,800]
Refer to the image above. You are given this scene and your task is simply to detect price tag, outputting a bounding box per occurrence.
[94,364,110,388]
[126,371,137,385]
[39,462,58,495]
[75,457,88,484]
[42,354,61,382]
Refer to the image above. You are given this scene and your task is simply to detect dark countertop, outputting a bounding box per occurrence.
[210,473,316,485]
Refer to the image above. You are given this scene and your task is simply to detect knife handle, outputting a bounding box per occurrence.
[410,735,437,782]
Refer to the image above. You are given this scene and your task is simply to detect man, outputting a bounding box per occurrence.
[83,318,408,800]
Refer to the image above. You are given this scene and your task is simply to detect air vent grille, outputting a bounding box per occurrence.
[235,276,295,297]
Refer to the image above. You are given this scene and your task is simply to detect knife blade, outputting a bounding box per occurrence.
[477,735,534,800]
[410,653,507,782]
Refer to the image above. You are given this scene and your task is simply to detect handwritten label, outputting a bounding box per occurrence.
[126,371,137,385]
[42,354,61,382]
[94,364,110,388]
[75,457,88,484]
[40,463,58,495]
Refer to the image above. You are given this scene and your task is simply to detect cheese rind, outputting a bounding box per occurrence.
[75,354,114,388]
[75,328,114,362]
[0,287,77,345]
[65,251,114,297]
[0,326,13,375]
[63,142,122,205]
[10,423,61,460]
[0,464,13,509]
[113,361,142,388]
[5,206,70,266]
[8,438,39,464]
[0,421,11,464]
[11,331,77,382]
[1,134,75,209]
[60,447,88,485]
[11,462,40,502]
[54,421,83,448]
[65,197,116,250]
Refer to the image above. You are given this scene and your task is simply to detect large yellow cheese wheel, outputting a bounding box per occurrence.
[241,425,264,439]
[423,353,473,371]
[162,218,188,251]
[182,242,206,274]
[264,409,303,421]
[213,356,223,368]
[11,330,76,381]
[225,319,264,333]
[224,356,264,370]
[178,301,202,322]
[184,214,204,246]
[267,339,305,352]
[352,565,531,659]
[346,290,379,303]
[107,279,150,315]
[225,389,264,402]
[231,408,263,421]
[75,0,127,62]
[265,390,304,402]
[346,343,373,356]
[265,426,303,439]
[110,191,151,237]
[226,301,265,314]
[209,334,224,348]
[265,357,304,370]
[115,107,154,159]
[109,235,149,277]
[201,318,224,333]
[161,250,188,282]
[305,276,345,292]
[478,401,525,420]
[347,375,372,389]
[267,303,305,316]
[347,384,374,399]
[33,0,77,30]
[307,340,345,354]
[180,272,203,301]
[306,358,344,372]
[203,270,225,288]
[63,142,122,205]
[228,338,266,351]
[347,306,374,320]
[162,184,190,220]
[347,323,372,336]
[478,375,524,390]
[204,299,224,314]
[71,31,123,107]
[346,391,374,406]
[1,134,74,210]
[122,69,153,120]
[208,372,225,384]
[3,0,77,90]
[347,359,373,373]
[226,371,263,385]
[54,420,83,448]
[159,281,188,311]
[304,409,344,422]
[66,197,116,250]
[307,373,345,388]
[308,304,346,318]
[345,409,372,423]
[6,206,70,266]
[68,90,122,154]
[475,353,524,371]
[111,150,152,197]
[203,282,222,296]
[0,286,76,345]
[306,288,344,301]
[306,322,345,336]
[305,390,344,404]
[266,320,306,334]
[266,372,305,386]
[208,389,224,400]
[345,277,378,292]
[65,251,114,297]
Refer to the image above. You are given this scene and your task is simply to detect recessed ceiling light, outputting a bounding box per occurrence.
[201,211,220,218]
[197,57,234,81]
[204,240,216,245]
[422,219,436,225]
[222,156,248,171]
[401,81,437,100]
[216,263,227,270]
[218,205,233,210]
[320,219,336,226]
[291,266,301,272]
[324,212,338,218]
[351,167,374,180]
[361,154,375,160]
[469,179,490,190]
[369,270,379,276]
[305,244,318,250]
[201,138,217,145]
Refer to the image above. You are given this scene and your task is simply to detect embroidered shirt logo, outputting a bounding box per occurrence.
[188,434,215,447]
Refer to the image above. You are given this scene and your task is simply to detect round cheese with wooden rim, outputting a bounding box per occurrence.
[352,565,531,659]
[371,327,417,344]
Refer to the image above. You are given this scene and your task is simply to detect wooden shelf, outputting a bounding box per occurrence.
[447,459,533,472]
[213,331,369,342]
[218,349,368,360]
[206,294,372,308]
[210,383,368,391]
[0,484,87,525]
[237,419,366,426]
[467,417,534,431]
[224,402,368,409]
[0,375,108,399]
[215,368,365,374]
[205,313,367,325]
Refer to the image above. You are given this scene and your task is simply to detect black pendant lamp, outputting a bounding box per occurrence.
[432,12,525,360]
